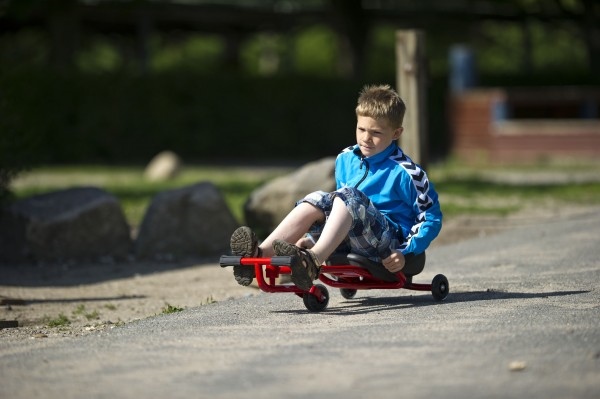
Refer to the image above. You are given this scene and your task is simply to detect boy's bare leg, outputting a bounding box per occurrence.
[267,197,351,263]
[258,202,325,257]
[270,197,352,290]
[309,197,352,264]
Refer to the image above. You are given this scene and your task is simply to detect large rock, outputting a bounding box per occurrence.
[244,157,336,235]
[135,182,238,260]
[0,187,132,264]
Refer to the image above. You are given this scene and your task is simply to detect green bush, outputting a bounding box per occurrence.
[2,65,595,181]
[0,69,361,165]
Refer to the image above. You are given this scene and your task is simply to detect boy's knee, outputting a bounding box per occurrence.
[334,187,369,212]
[302,190,329,203]
[336,186,362,199]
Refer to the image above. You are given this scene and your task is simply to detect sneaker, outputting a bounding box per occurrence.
[230,226,258,286]
[273,239,320,291]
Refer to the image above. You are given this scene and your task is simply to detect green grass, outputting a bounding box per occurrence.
[10,164,292,226]
[8,161,600,225]
[161,303,184,314]
[72,304,100,321]
[47,313,71,327]
[160,297,214,315]
[431,178,600,217]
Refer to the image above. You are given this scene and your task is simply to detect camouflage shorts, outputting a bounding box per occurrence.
[297,187,402,261]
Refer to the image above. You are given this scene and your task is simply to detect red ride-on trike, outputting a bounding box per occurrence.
[219,251,449,312]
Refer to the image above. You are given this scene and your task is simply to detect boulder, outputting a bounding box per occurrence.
[0,187,132,264]
[135,182,238,260]
[144,150,181,181]
[244,157,336,235]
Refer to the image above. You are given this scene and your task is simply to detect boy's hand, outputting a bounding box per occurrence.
[382,250,405,273]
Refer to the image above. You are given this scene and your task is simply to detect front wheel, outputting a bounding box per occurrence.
[340,288,357,299]
[303,284,329,312]
[431,274,449,301]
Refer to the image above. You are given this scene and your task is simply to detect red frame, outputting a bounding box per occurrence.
[233,257,433,298]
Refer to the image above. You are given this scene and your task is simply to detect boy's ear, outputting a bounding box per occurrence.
[394,127,404,140]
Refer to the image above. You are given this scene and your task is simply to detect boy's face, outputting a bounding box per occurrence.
[355,115,403,158]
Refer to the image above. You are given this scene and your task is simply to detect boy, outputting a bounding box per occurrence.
[230,84,442,290]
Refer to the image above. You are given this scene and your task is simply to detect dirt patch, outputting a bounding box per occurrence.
[1,204,595,342]
[0,259,254,342]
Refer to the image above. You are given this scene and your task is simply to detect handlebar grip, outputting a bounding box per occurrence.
[271,255,294,266]
[219,255,242,267]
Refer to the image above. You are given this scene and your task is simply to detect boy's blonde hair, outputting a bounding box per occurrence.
[355,84,406,129]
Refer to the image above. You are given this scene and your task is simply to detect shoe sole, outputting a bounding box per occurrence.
[230,226,257,257]
[230,227,257,286]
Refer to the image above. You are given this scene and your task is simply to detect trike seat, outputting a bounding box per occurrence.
[326,252,426,283]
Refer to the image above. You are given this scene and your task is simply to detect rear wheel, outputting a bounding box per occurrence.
[431,274,449,301]
[303,284,329,312]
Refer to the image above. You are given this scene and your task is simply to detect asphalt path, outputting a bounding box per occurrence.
[1,207,599,399]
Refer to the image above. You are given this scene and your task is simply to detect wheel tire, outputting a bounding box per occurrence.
[431,274,449,301]
[303,284,329,312]
[340,288,357,299]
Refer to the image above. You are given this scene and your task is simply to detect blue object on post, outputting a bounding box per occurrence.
[449,45,477,95]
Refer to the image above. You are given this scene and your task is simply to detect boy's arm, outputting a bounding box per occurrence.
[398,177,443,255]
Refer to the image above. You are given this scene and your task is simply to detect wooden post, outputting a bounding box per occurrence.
[395,30,428,167]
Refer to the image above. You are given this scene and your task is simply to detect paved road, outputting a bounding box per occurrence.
[1,207,599,399]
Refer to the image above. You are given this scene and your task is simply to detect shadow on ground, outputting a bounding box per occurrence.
[271,289,589,315]
[0,257,219,287]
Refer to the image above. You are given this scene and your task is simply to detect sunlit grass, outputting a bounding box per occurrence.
[10,164,292,226]
[427,160,600,217]
[9,161,600,227]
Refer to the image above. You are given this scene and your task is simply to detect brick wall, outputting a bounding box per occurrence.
[449,88,600,163]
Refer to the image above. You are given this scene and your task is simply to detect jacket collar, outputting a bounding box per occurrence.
[352,142,399,164]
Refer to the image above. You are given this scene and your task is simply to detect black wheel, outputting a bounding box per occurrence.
[431,274,449,301]
[303,284,329,312]
[340,288,357,299]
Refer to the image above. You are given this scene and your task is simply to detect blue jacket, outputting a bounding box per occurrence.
[335,142,442,255]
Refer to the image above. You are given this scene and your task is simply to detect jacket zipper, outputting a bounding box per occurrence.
[354,156,369,189]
